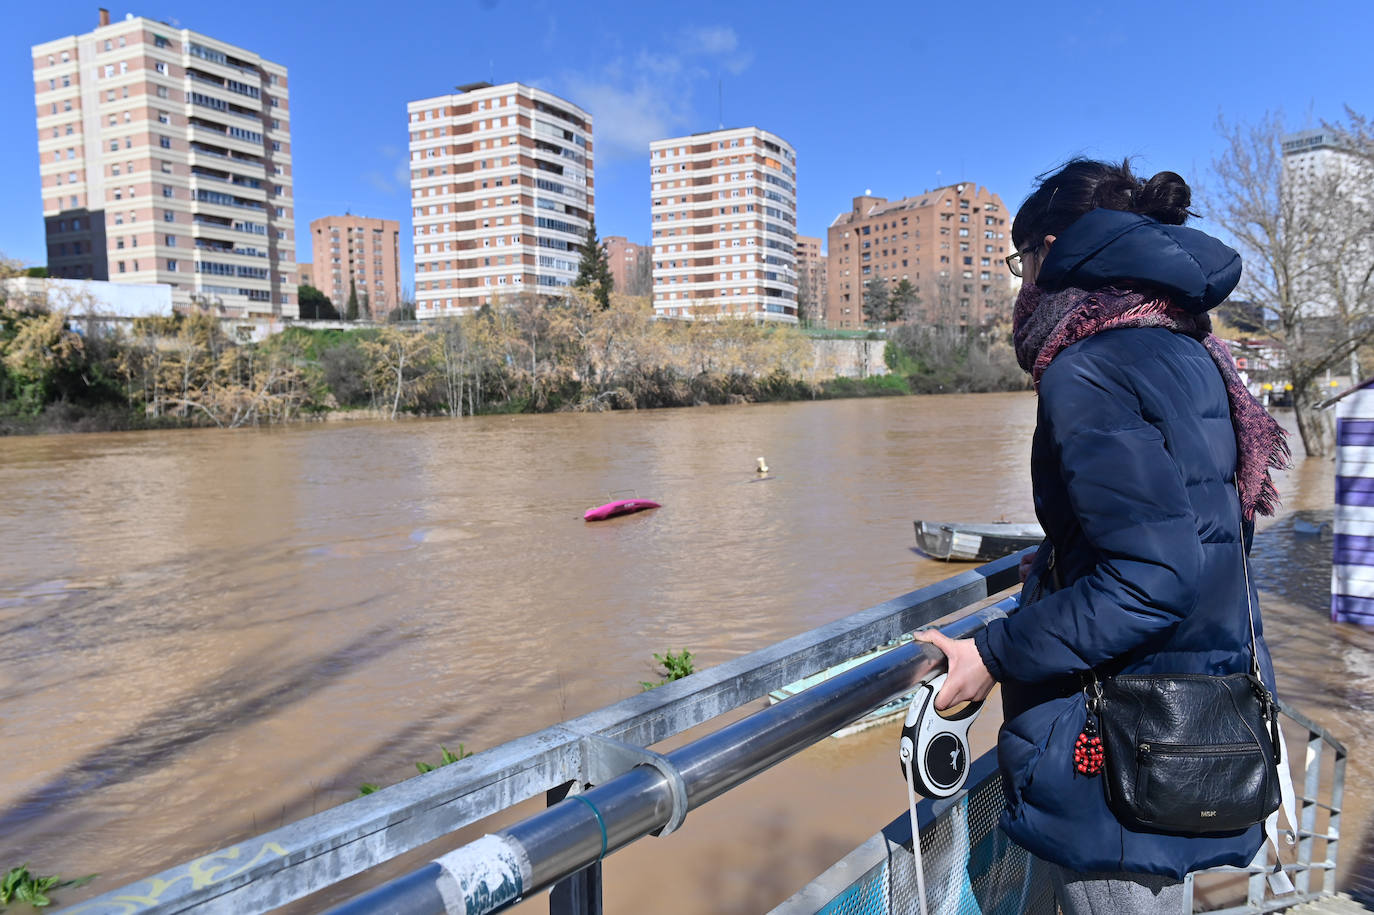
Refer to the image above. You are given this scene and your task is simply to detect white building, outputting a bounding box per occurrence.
[650,127,798,322]
[31,10,297,318]
[406,82,594,319]
[2,275,172,318]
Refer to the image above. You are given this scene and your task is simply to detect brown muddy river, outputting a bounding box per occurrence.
[0,393,1369,912]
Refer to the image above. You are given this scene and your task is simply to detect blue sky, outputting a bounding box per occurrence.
[3,0,1369,293]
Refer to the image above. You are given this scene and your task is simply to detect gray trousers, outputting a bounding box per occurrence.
[1046,862,1185,915]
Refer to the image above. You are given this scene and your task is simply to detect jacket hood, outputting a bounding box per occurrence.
[1034,208,1242,313]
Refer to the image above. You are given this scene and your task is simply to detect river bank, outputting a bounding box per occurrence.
[0,295,1026,436]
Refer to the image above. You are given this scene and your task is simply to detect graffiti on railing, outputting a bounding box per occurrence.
[64,841,288,914]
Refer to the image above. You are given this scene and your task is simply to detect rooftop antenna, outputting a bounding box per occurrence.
[718,78,723,129]
[490,59,495,84]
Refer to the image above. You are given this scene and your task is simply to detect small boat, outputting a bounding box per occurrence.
[584,499,661,522]
[914,520,1043,562]
[768,636,914,738]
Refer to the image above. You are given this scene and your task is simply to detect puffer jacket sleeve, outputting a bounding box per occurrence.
[974,348,1204,683]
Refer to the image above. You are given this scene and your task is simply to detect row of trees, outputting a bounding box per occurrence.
[10,286,1004,432]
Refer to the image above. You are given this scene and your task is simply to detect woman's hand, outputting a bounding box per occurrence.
[1019,550,1036,583]
[913,629,996,711]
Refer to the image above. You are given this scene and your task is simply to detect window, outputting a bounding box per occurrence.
[118,261,126,273]
[271,141,281,151]
[119,61,127,74]
[166,259,177,271]
[159,135,171,148]
[165,234,176,246]
[163,209,175,222]
[156,86,168,98]
[160,161,171,173]
[162,185,173,198]
[155,35,169,49]
[155,61,166,74]
[157,110,169,124]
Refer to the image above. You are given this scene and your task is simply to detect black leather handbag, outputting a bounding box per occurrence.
[1073,491,1283,835]
[1094,670,1282,833]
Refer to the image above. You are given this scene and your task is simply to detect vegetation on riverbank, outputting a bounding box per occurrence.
[0,288,1026,435]
[1,864,95,909]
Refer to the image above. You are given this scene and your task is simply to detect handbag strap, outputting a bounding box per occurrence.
[1236,475,1263,680]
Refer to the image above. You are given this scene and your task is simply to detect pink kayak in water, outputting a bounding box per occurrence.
[583,498,661,522]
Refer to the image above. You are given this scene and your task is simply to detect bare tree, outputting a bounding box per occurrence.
[1208,111,1374,457]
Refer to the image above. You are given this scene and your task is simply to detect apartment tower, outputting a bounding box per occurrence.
[406,81,593,318]
[310,215,402,317]
[32,9,296,316]
[649,127,798,321]
[825,184,1012,329]
[794,234,826,322]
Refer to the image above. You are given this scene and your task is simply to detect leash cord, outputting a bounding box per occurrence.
[901,752,930,915]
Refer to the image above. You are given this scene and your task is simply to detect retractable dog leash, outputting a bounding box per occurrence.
[898,672,983,915]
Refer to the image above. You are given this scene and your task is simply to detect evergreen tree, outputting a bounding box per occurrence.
[345,278,359,321]
[890,279,920,324]
[297,283,338,320]
[573,220,613,310]
[862,274,890,325]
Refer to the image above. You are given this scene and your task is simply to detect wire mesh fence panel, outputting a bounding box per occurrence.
[808,764,1056,915]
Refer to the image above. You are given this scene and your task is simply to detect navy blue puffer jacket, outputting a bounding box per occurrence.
[972,209,1272,878]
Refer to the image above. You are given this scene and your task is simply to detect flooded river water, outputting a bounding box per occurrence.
[0,393,1369,912]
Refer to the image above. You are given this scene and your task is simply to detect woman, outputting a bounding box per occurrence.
[916,159,1289,913]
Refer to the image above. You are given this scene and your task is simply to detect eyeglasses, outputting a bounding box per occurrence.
[1005,244,1039,278]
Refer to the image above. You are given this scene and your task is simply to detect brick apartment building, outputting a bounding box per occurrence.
[32,9,296,316]
[795,234,826,322]
[825,183,1012,329]
[309,214,402,317]
[406,81,593,319]
[650,126,798,321]
[603,235,650,296]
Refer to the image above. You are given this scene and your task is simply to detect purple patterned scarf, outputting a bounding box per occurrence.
[1013,282,1289,519]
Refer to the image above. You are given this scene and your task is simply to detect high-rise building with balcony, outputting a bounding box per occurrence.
[309,215,402,317]
[649,127,798,321]
[31,9,296,317]
[406,81,594,319]
[825,183,1012,329]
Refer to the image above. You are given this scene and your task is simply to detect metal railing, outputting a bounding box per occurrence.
[67,553,1022,914]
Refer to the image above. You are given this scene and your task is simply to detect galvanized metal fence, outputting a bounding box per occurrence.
[66,553,1023,914]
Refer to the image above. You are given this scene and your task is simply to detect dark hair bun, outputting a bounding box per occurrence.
[1013,158,1195,250]
[1135,171,1192,225]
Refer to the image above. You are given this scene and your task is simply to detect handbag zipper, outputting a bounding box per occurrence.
[1137,741,1261,763]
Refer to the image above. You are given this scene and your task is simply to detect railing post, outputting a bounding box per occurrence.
[547,781,602,915]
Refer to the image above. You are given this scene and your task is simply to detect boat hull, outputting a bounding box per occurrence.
[914,520,1043,561]
[584,499,661,522]
[768,636,914,738]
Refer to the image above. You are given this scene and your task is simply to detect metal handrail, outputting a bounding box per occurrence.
[322,600,1016,915]
[66,553,1022,915]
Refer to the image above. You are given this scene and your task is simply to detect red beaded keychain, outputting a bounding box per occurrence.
[1074,677,1105,777]
[1074,715,1104,776]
